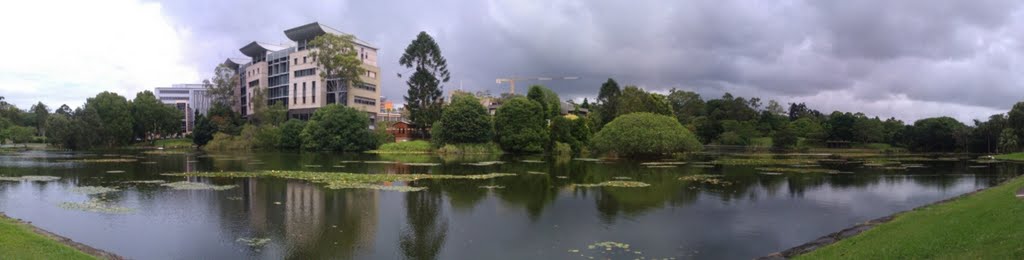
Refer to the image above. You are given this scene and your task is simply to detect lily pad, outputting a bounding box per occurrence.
[0,175,61,182]
[124,180,166,184]
[574,181,650,188]
[479,185,505,189]
[402,162,441,166]
[70,186,120,195]
[65,158,137,163]
[161,181,236,191]
[58,199,133,214]
[237,237,271,247]
[526,171,547,175]
[106,170,125,173]
[463,161,504,166]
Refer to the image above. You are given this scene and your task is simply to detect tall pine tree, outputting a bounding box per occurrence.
[400,32,450,134]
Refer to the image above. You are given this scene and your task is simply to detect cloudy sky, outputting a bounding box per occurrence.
[3,0,1024,123]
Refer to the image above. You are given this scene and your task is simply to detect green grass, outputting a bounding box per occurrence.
[994,152,1024,161]
[370,140,432,154]
[142,138,193,149]
[0,215,97,259]
[437,143,502,154]
[798,176,1024,259]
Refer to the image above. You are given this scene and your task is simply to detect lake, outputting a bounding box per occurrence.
[0,150,1018,259]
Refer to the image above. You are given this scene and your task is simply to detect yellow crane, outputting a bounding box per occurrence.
[496,76,579,94]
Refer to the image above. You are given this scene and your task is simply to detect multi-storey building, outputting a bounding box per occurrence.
[234,22,381,122]
[155,84,212,134]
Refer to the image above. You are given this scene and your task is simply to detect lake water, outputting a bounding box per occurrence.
[0,150,1018,259]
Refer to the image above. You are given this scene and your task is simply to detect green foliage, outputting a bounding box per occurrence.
[401,31,449,132]
[131,91,181,141]
[4,126,34,144]
[204,132,252,150]
[667,89,705,124]
[30,102,48,136]
[527,85,561,119]
[374,121,395,146]
[591,112,702,157]
[252,125,281,149]
[905,117,966,152]
[437,143,502,154]
[433,95,492,146]
[207,102,242,135]
[616,86,673,117]
[300,104,377,152]
[44,114,73,148]
[789,118,826,140]
[553,141,572,156]
[718,120,758,145]
[192,113,215,147]
[310,33,366,86]
[206,63,238,105]
[278,119,305,149]
[772,124,798,149]
[494,97,548,153]
[596,78,621,128]
[999,128,1018,153]
[85,91,133,146]
[376,140,433,154]
[1009,101,1024,140]
[550,115,590,154]
[257,102,288,126]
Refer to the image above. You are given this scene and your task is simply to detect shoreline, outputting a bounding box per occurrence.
[757,176,1017,259]
[0,212,124,260]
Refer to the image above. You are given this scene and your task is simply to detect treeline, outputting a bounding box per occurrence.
[0,92,182,149]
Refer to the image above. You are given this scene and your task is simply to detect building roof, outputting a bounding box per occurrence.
[283,22,377,50]
[222,58,250,69]
[239,41,287,58]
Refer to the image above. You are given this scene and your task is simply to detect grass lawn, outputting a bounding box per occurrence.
[370,140,433,154]
[994,152,1024,161]
[0,215,97,259]
[798,176,1024,259]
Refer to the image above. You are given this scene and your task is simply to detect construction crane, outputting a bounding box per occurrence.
[496,76,580,94]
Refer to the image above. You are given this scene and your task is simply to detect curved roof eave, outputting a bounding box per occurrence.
[284,22,378,50]
[239,41,286,58]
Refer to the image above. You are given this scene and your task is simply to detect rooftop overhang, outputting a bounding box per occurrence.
[222,58,243,69]
[284,22,378,50]
[239,41,285,58]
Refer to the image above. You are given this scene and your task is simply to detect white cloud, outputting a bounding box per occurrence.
[0,0,199,110]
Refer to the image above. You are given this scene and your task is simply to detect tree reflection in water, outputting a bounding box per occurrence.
[400,189,448,260]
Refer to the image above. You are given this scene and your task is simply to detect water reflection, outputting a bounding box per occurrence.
[0,150,1019,259]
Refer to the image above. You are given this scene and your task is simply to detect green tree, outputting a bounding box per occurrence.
[494,97,548,153]
[550,115,590,154]
[279,119,305,149]
[772,124,798,149]
[852,115,884,143]
[206,63,238,105]
[789,118,826,141]
[1009,102,1024,142]
[719,120,758,145]
[131,91,170,141]
[192,112,215,147]
[257,102,288,126]
[906,117,966,152]
[85,91,133,146]
[71,106,103,149]
[300,104,377,151]
[207,102,242,135]
[616,86,673,117]
[44,114,73,148]
[596,79,621,127]
[30,102,48,136]
[55,104,72,117]
[999,128,1018,153]
[400,31,450,133]
[5,126,34,145]
[433,95,492,146]
[527,85,561,119]
[667,89,705,124]
[310,33,366,87]
[591,112,702,157]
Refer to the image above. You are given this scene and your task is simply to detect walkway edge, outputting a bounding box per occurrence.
[756,176,1019,260]
[0,212,125,260]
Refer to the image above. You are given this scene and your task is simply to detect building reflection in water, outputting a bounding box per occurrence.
[238,178,379,259]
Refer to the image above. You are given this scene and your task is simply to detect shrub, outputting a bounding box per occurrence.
[553,141,572,156]
[437,143,503,154]
[494,97,548,153]
[591,112,702,157]
[433,95,493,146]
[771,125,798,149]
[376,140,432,154]
[279,119,305,149]
[300,105,377,152]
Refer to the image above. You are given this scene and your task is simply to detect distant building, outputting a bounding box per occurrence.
[560,102,589,117]
[387,121,414,142]
[377,96,405,123]
[155,84,211,134]
[233,22,381,122]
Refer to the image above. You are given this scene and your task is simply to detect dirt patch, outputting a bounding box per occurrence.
[758,182,1004,259]
[0,212,124,260]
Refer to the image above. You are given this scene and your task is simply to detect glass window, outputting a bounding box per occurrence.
[302,82,307,104]
[293,84,297,104]
[312,82,316,103]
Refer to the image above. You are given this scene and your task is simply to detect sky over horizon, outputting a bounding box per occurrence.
[3,0,1024,123]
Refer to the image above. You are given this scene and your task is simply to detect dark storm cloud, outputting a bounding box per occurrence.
[150,0,1024,121]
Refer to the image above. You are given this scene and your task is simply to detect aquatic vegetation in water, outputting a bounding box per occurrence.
[573,158,602,162]
[332,165,346,168]
[754,167,837,174]
[463,161,504,166]
[303,165,323,168]
[363,160,396,164]
[58,199,133,214]
[70,186,120,195]
[967,165,989,168]
[142,150,186,155]
[640,161,687,166]
[646,165,678,168]
[679,175,732,185]
[123,180,166,184]
[713,158,818,166]
[402,162,441,166]
[161,181,237,191]
[65,158,138,163]
[164,171,516,192]
[526,171,547,175]
[556,176,569,179]
[568,241,661,259]
[479,185,504,189]
[106,170,125,173]
[140,161,158,164]
[612,176,633,180]
[226,196,243,200]
[0,175,61,182]
[236,237,271,248]
[574,181,650,188]
[520,160,545,163]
